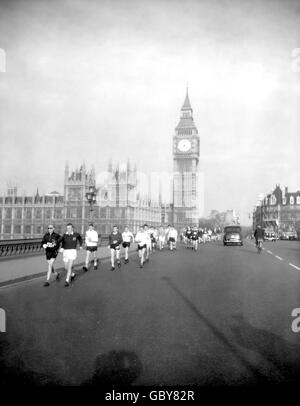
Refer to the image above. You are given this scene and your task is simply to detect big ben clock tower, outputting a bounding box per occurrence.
[173,88,200,228]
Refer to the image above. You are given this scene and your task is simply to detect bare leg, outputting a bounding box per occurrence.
[139,248,145,266]
[110,249,115,267]
[85,250,91,267]
[46,258,55,281]
[93,251,97,266]
[66,259,74,283]
[124,247,129,260]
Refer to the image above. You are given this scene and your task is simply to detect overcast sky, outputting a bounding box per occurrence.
[0,0,300,224]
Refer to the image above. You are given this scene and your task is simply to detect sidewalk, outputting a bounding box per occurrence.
[0,245,137,287]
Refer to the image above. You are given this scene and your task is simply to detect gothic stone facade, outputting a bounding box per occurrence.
[0,162,162,239]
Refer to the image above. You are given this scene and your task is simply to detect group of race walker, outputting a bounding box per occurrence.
[181,226,222,251]
[41,222,262,287]
[41,223,179,287]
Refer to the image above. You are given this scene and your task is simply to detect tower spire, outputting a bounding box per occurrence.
[182,85,192,111]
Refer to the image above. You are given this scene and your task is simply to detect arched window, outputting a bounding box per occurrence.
[290,196,295,205]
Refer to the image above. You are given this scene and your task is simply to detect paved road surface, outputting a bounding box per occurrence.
[1,240,300,385]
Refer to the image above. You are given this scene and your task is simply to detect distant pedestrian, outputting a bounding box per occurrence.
[198,228,204,244]
[185,226,192,248]
[168,226,178,251]
[191,226,199,250]
[203,228,208,244]
[135,226,148,268]
[41,224,61,286]
[150,226,158,252]
[143,224,152,262]
[158,225,166,250]
[122,226,134,264]
[108,225,123,271]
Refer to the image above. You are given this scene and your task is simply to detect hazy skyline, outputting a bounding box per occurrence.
[0,0,300,224]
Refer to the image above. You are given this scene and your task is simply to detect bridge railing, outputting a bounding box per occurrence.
[0,235,110,259]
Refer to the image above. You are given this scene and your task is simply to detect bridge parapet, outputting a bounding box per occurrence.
[0,235,110,260]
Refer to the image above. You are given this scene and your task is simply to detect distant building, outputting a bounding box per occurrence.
[0,88,206,238]
[0,161,162,239]
[208,209,240,227]
[253,185,300,233]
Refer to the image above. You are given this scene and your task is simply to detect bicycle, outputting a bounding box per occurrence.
[257,239,263,254]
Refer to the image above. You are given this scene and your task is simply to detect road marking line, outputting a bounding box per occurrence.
[275,255,283,261]
[289,263,300,271]
[266,250,273,254]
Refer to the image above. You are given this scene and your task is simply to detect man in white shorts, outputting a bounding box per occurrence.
[158,226,166,250]
[135,226,148,268]
[59,223,83,287]
[122,226,134,264]
[168,226,178,251]
[143,224,152,262]
[83,223,99,272]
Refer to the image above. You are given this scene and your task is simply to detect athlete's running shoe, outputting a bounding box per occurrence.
[83,266,88,272]
[111,266,115,271]
[64,281,70,287]
[70,272,76,282]
[43,281,50,287]
[94,261,98,270]
[117,261,121,268]
[56,272,60,281]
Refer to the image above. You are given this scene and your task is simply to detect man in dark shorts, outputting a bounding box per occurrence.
[41,224,61,286]
[108,225,123,271]
[191,226,199,250]
[185,226,192,248]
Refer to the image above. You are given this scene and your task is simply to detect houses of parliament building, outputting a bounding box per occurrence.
[0,90,203,239]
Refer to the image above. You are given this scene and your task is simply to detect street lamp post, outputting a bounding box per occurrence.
[85,185,97,221]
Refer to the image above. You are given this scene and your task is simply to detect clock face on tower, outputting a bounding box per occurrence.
[177,139,191,152]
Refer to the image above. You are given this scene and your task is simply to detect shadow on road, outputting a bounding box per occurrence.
[0,339,62,385]
[161,276,270,385]
[0,337,142,386]
[231,313,300,384]
[82,350,142,386]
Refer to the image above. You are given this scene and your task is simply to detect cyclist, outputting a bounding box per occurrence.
[254,225,265,248]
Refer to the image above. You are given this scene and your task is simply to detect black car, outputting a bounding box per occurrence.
[223,225,243,246]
